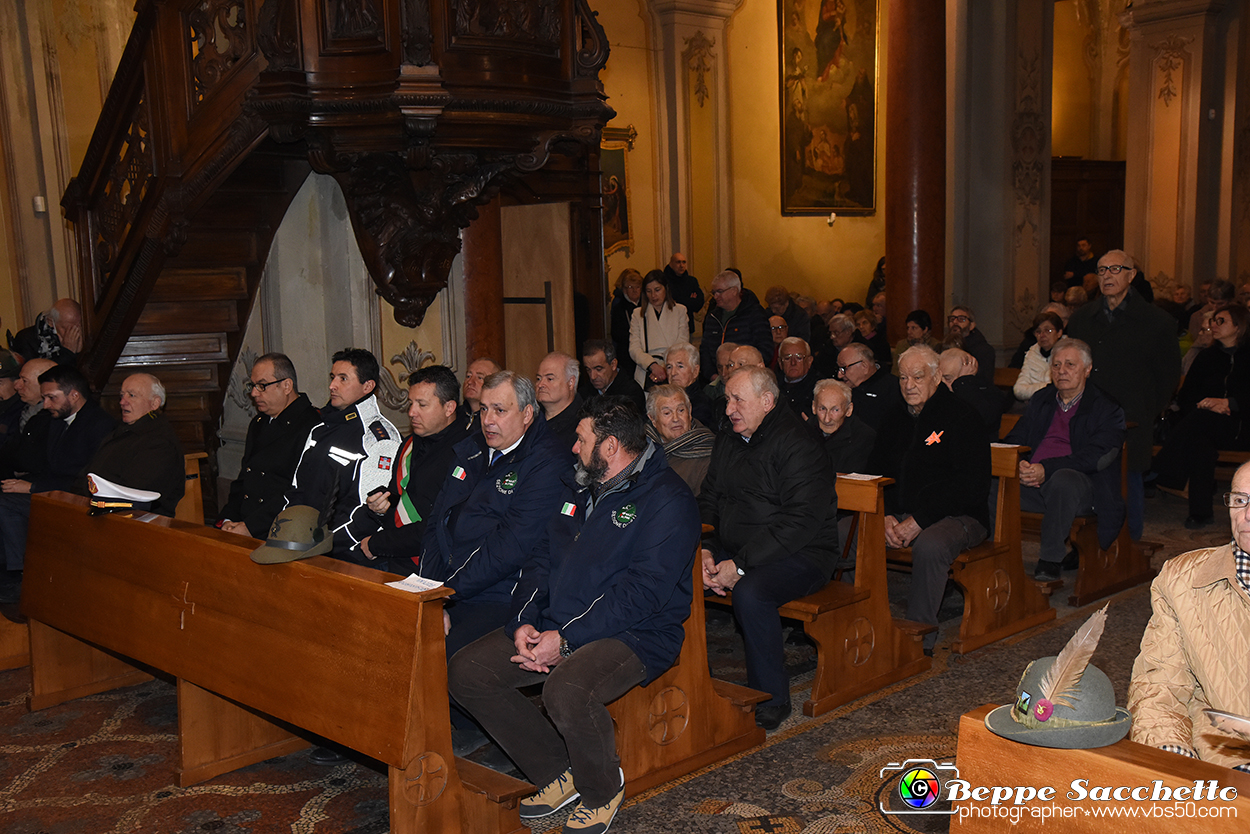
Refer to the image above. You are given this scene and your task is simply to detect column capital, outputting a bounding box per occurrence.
[1124,0,1227,27]
[650,0,744,24]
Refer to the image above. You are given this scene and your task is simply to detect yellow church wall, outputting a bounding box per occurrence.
[1051,0,1093,159]
[596,1,663,286]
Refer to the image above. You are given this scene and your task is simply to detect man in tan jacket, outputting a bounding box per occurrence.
[1127,461,1250,770]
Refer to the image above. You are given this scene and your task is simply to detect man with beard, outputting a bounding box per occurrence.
[945,306,996,383]
[0,364,114,604]
[449,396,699,832]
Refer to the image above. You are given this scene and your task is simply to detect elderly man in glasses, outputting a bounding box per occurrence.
[1066,249,1180,540]
[218,353,321,537]
[1127,460,1250,772]
[836,342,901,430]
[775,337,817,416]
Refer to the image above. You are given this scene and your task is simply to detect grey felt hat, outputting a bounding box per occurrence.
[249,505,333,564]
[985,657,1131,749]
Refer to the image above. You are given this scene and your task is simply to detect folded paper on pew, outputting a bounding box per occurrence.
[385,574,445,593]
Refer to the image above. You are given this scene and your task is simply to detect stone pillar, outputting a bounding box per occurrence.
[462,198,506,364]
[649,0,744,283]
[885,0,946,337]
[1123,0,1229,292]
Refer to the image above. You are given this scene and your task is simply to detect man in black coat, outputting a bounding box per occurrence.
[837,343,902,431]
[939,348,1004,444]
[581,340,645,413]
[0,364,115,604]
[535,351,584,451]
[1066,249,1180,539]
[80,372,184,518]
[358,365,472,575]
[219,353,321,538]
[868,346,990,653]
[775,337,817,417]
[699,272,773,383]
[946,305,996,384]
[664,252,704,332]
[700,366,838,729]
[811,379,875,475]
[1004,339,1125,581]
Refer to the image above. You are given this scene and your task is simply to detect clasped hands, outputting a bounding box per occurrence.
[883,515,922,549]
[1198,397,1232,416]
[701,548,741,596]
[511,624,564,672]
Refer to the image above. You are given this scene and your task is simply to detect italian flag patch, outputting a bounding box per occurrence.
[452,466,467,480]
[560,502,577,517]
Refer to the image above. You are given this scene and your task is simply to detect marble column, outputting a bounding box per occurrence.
[884,0,946,337]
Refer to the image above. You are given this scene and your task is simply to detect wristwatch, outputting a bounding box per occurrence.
[559,637,573,658]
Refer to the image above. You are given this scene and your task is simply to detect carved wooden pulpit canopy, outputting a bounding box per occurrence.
[59,0,613,511]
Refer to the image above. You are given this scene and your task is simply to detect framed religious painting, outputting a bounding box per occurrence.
[778,0,879,215]
[601,126,637,257]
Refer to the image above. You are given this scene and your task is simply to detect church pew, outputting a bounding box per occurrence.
[707,475,933,717]
[888,444,1056,654]
[21,492,530,834]
[951,703,1250,832]
[1020,442,1154,606]
[606,558,769,796]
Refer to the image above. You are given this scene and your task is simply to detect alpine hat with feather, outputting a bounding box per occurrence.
[985,605,1131,748]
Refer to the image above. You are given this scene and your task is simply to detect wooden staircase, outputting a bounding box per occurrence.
[61,0,612,515]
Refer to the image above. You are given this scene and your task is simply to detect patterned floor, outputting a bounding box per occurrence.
[0,489,1224,833]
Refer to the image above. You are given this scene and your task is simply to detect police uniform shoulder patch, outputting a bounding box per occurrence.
[369,420,393,441]
[497,470,519,494]
[612,503,637,528]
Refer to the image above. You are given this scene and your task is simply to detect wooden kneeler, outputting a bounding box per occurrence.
[706,475,933,718]
[606,558,768,797]
[1020,443,1154,606]
[889,445,1055,654]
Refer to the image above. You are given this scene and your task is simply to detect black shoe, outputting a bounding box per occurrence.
[1034,561,1061,582]
[755,702,791,730]
[1184,515,1214,530]
[308,746,348,765]
[0,580,21,605]
[451,726,488,757]
[1061,546,1080,571]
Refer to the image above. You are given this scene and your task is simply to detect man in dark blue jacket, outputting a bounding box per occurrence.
[1004,338,1126,581]
[0,364,115,603]
[449,396,698,833]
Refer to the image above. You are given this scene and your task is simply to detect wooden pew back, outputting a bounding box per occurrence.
[22,493,529,834]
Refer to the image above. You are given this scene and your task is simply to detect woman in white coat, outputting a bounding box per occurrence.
[630,270,690,387]
[1013,311,1065,402]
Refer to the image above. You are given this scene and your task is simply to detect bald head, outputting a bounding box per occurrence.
[120,373,164,424]
[728,345,765,372]
[939,349,974,388]
[16,359,56,406]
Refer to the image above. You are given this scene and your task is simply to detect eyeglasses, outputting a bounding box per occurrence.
[948,315,970,323]
[1034,326,1058,336]
[781,354,809,362]
[711,287,735,296]
[771,324,787,331]
[245,377,289,393]
[1224,492,1250,508]
[1212,316,1230,326]
[1096,264,1132,274]
[837,360,863,376]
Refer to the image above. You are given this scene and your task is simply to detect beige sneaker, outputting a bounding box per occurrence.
[562,783,625,834]
[519,769,579,819]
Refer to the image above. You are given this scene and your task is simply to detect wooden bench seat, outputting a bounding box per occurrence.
[887,445,1055,654]
[21,492,530,834]
[1020,442,1153,606]
[707,475,933,717]
[952,704,1250,832]
[607,559,767,796]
